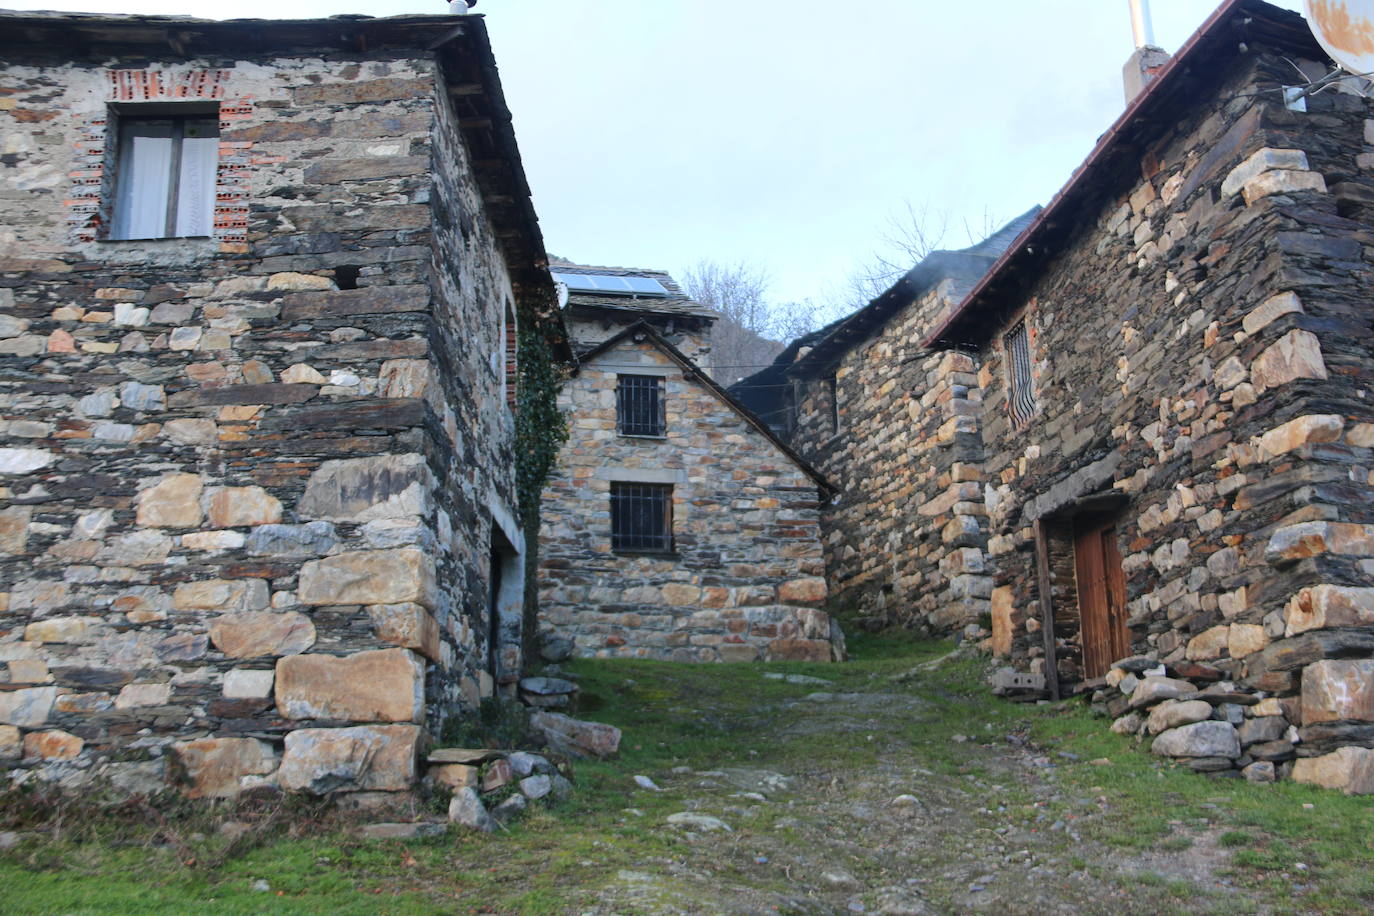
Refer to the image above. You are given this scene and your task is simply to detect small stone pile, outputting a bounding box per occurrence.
[1090,656,1297,784]
[435,748,573,833]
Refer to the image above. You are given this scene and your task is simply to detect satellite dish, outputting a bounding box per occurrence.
[1304,0,1374,76]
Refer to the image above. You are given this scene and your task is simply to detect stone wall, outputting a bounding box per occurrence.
[790,280,993,634]
[0,43,527,796]
[539,334,835,662]
[972,49,1374,782]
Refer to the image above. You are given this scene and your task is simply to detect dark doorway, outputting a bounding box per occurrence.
[1073,515,1130,678]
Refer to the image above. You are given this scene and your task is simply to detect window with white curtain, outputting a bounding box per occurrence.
[111,111,219,240]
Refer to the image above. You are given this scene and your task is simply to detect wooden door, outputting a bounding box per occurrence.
[1073,518,1130,677]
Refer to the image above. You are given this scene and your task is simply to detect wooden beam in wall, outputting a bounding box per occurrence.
[1033,518,1062,702]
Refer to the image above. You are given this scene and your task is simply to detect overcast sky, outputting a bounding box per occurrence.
[8,0,1308,313]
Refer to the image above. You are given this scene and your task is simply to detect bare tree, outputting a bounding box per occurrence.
[681,260,786,384]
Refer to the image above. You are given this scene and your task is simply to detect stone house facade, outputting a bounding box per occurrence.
[538,266,840,662]
[732,211,1038,635]
[738,0,1374,787]
[0,11,564,798]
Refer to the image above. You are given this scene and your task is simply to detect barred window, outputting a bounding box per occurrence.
[610,483,673,553]
[616,374,665,436]
[1004,320,1036,427]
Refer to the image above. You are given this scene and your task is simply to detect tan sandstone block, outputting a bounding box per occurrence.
[1348,423,1374,448]
[430,763,479,790]
[367,603,441,662]
[135,473,204,528]
[281,363,327,385]
[268,272,335,291]
[275,648,425,722]
[297,548,436,609]
[1266,522,1374,564]
[1286,585,1374,636]
[1186,625,1231,661]
[174,578,269,613]
[115,683,171,709]
[0,725,19,760]
[1292,747,1374,795]
[169,737,277,798]
[1250,330,1327,391]
[1228,624,1269,659]
[1259,414,1344,459]
[660,583,702,605]
[991,586,1015,658]
[277,724,422,793]
[206,486,282,527]
[210,611,315,659]
[1302,659,1374,725]
[1241,169,1327,204]
[23,616,97,644]
[778,577,827,605]
[1242,291,1303,336]
[23,729,83,760]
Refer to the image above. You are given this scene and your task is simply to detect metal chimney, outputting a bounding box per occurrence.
[1123,0,1169,104]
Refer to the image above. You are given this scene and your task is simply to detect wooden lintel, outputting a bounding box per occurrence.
[458,117,493,129]
[448,82,484,96]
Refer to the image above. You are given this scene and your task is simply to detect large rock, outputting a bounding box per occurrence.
[1151,721,1240,759]
[0,725,20,760]
[530,711,621,759]
[1292,747,1374,795]
[206,487,283,527]
[298,454,431,523]
[1128,676,1197,710]
[297,548,436,609]
[1186,626,1230,661]
[23,730,84,760]
[1228,624,1269,659]
[135,473,204,528]
[1258,414,1343,458]
[275,648,425,722]
[1265,522,1374,565]
[778,577,827,605]
[0,506,30,555]
[246,522,339,557]
[1286,586,1374,636]
[448,787,495,832]
[278,724,422,794]
[0,686,57,727]
[174,578,269,613]
[1146,699,1213,735]
[169,737,276,798]
[1302,659,1374,725]
[1237,716,1288,747]
[367,603,441,662]
[1250,330,1327,391]
[211,612,316,659]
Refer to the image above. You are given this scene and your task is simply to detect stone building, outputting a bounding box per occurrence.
[0,11,566,798]
[731,210,1039,634]
[739,0,1374,788]
[538,264,840,662]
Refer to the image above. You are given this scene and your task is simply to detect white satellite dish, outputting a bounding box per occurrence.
[1304,0,1374,76]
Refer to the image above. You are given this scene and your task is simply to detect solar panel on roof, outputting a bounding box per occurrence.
[551,271,669,297]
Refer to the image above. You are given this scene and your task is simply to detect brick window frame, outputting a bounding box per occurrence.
[68,68,253,248]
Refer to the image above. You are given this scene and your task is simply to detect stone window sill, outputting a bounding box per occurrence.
[619,433,667,441]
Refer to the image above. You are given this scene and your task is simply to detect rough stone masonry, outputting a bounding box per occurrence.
[0,12,561,799]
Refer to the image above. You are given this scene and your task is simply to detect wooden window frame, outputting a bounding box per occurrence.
[109,104,220,241]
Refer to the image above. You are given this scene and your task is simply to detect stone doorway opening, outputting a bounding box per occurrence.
[487,523,524,693]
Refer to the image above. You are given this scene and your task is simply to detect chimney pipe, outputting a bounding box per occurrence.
[1129,0,1156,49]
[1123,0,1168,104]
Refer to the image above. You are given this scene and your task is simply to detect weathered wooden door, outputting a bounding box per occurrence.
[1073,517,1130,677]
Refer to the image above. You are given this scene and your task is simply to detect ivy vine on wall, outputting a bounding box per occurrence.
[514,319,569,661]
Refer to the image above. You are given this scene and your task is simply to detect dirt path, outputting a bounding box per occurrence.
[579,674,1254,916]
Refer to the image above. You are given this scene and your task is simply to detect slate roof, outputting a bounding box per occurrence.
[552,259,719,322]
[727,207,1040,431]
[923,0,1324,349]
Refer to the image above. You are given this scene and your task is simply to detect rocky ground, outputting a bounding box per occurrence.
[575,671,1257,916]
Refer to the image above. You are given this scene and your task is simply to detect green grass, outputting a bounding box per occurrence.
[3,636,1374,913]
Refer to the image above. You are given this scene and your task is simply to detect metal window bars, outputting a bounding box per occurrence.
[616,374,665,436]
[1005,320,1037,427]
[610,483,673,553]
